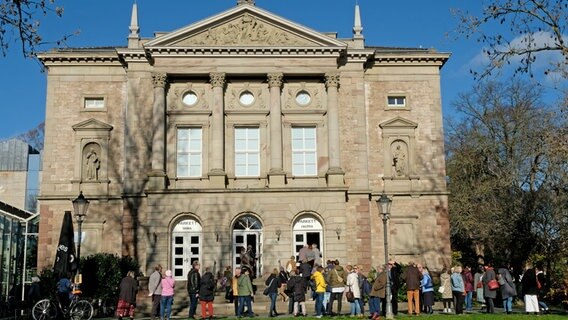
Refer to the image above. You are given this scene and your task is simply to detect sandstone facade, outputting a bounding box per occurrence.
[37,1,451,278]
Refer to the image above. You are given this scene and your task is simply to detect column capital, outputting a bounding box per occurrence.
[267,73,284,88]
[210,72,226,88]
[151,73,167,88]
[324,72,341,88]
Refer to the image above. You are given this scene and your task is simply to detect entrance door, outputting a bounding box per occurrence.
[233,215,263,276]
[293,216,323,263]
[171,218,202,280]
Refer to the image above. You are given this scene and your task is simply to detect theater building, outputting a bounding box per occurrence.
[37,0,451,279]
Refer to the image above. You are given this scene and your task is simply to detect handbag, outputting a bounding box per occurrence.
[488,279,499,290]
[334,269,344,283]
[438,286,445,294]
[346,285,355,302]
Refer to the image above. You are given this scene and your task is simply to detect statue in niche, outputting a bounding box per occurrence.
[392,143,407,177]
[85,147,100,180]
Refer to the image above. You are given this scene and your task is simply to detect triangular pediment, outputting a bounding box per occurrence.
[72,118,113,131]
[145,5,346,48]
[379,117,418,129]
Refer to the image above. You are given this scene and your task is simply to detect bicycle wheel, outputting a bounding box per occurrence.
[32,299,57,320]
[69,300,94,320]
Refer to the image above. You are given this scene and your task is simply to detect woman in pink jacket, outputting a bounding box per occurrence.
[160,270,175,320]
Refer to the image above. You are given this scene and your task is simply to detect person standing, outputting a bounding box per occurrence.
[462,266,474,312]
[386,260,401,316]
[451,266,466,314]
[187,261,201,319]
[199,267,215,320]
[497,266,517,314]
[237,268,254,317]
[328,259,346,316]
[116,271,138,320]
[346,265,362,316]
[403,262,422,316]
[288,269,307,317]
[160,270,175,320]
[536,264,550,313]
[369,265,386,320]
[420,267,434,314]
[223,266,233,303]
[473,265,486,309]
[312,244,322,267]
[232,267,241,316]
[482,263,497,313]
[148,265,162,320]
[440,267,453,313]
[265,268,282,317]
[522,263,540,315]
[312,266,327,318]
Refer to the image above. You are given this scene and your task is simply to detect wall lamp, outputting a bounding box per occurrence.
[335,226,342,240]
[276,228,282,241]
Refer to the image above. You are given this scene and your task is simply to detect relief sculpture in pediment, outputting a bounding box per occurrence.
[182,13,313,46]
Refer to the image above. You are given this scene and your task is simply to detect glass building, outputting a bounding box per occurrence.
[0,201,38,317]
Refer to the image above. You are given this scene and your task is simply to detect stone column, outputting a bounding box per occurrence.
[208,72,227,187]
[148,72,167,189]
[267,72,286,187]
[325,72,345,186]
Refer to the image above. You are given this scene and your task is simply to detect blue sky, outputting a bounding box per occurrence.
[0,0,489,140]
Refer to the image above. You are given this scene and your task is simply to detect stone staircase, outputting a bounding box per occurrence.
[136,278,310,317]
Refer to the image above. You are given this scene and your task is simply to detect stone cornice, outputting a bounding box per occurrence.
[145,46,344,57]
[373,52,450,67]
[38,51,121,66]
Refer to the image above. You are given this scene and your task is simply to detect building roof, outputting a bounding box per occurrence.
[0,200,34,221]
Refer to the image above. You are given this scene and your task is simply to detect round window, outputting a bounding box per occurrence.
[182,91,198,106]
[239,91,255,106]
[295,91,311,106]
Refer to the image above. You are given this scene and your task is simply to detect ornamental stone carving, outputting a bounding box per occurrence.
[324,73,340,88]
[183,14,311,46]
[391,140,409,177]
[210,73,226,88]
[152,73,167,88]
[267,73,283,88]
[237,0,255,5]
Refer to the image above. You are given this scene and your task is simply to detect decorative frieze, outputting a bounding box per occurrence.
[182,14,310,47]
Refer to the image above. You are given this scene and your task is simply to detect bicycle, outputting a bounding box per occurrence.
[32,290,93,320]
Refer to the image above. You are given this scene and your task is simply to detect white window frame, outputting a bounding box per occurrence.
[234,127,260,177]
[387,96,407,107]
[291,127,317,176]
[176,128,202,178]
[84,97,105,109]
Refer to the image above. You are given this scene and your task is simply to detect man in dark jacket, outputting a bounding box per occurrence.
[187,261,201,319]
[403,262,422,315]
[383,260,401,316]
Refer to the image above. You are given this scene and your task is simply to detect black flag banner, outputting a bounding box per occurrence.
[53,210,77,276]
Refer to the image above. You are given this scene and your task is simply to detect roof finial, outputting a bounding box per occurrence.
[237,0,255,6]
[128,2,140,48]
[353,1,364,48]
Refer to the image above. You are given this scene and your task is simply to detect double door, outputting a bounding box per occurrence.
[171,233,201,279]
[233,230,262,276]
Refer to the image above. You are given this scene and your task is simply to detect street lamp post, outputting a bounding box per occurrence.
[72,191,89,278]
[377,193,394,319]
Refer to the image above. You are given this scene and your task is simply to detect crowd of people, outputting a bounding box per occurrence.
[138,245,555,319]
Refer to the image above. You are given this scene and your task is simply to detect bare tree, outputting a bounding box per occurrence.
[18,121,44,151]
[446,80,568,268]
[453,0,568,79]
[0,0,75,58]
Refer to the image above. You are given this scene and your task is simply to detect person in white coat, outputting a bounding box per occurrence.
[346,265,362,316]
